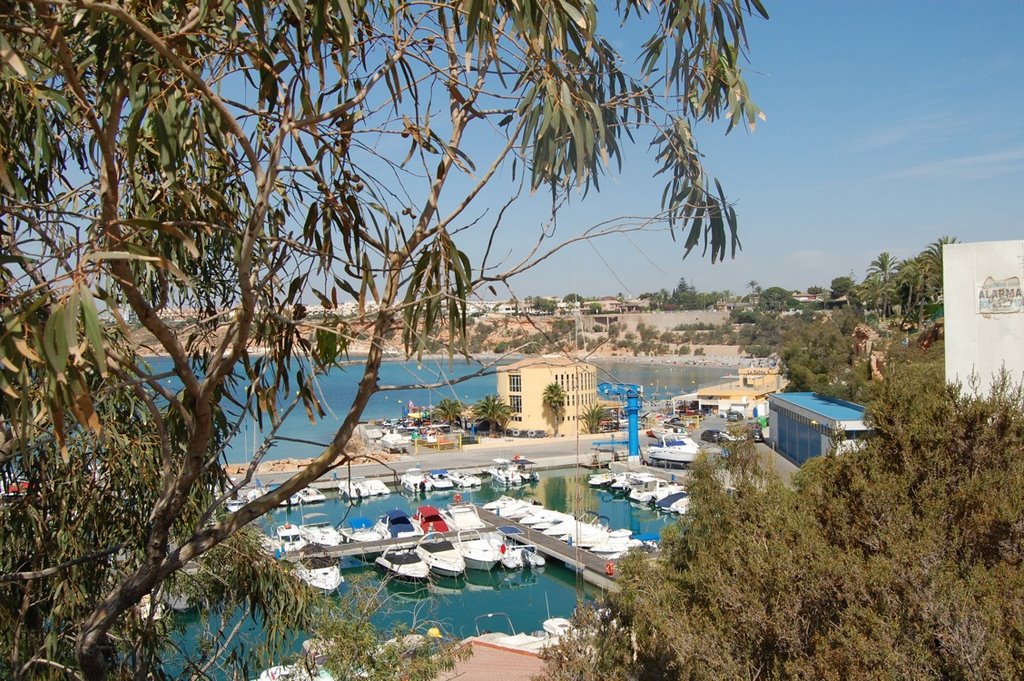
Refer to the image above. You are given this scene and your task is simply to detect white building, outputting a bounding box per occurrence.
[943,240,1024,396]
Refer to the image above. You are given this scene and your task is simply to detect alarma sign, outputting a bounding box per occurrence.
[977,276,1023,314]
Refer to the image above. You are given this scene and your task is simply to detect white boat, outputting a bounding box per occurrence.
[489,526,547,570]
[273,523,308,554]
[298,514,345,547]
[426,469,456,490]
[339,477,390,499]
[295,487,326,504]
[628,479,685,505]
[655,491,690,514]
[470,613,564,653]
[587,472,615,487]
[226,497,245,513]
[512,457,540,482]
[588,533,643,560]
[258,661,335,681]
[339,517,386,543]
[415,534,466,577]
[456,529,503,571]
[375,547,430,580]
[448,470,483,488]
[373,509,423,539]
[486,459,525,486]
[542,516,611,548]
[295,557,344,592]
[442,504,486,530]
[519,507,567,530]
[399,467,432,493]
[380,431,413,450]
[610,472,658,495]
[482,495,537,519]
[645,434,701,466]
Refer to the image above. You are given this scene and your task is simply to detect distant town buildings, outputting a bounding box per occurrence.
[679,366,785,418]
[497,356,598,436]
[943,240,1024,396]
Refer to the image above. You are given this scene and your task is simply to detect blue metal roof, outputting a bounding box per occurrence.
[771,392,865,421]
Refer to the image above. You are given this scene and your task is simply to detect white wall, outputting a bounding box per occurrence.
[944,241,1024,395]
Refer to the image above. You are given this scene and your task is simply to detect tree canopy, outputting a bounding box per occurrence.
[0,0,767,676]
[545,347,1024,679]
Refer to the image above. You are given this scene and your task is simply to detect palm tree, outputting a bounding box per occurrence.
[432,398,464,427]
[921,236,958,303]
[867,251,899,321]
[896,256,926,326]
[472,394,512,437]
[581,403,609,434]
[542,382,567,435]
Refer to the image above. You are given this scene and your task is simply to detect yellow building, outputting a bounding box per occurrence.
[497,356,598,436]
[681,366,785,418]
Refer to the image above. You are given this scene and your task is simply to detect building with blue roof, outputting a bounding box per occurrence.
[768,392,871,466]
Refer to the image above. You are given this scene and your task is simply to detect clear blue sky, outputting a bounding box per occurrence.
[497,1,1024,298]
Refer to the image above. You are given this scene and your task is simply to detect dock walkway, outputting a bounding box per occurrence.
[286,505,621,591]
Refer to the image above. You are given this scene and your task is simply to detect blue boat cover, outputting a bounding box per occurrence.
[656,492,689,509]
[388,521,414,537]
[384,509,411,522]
[430,469,449,475]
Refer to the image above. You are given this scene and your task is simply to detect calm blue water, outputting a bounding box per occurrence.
[142,355,729,461]
[175,468,681,672]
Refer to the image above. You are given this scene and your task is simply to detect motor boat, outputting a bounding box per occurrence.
[412,505,450,533]
[273,523,307,554]
[415,534,466,577]
[512,457,540,482]
[426,470,456,490]
[380,431,414,451]
[225,496,245,513]
[518,507,567,531]
[339,477,390,500]
[295,557,344,592]
[486,459,525,486]
[470,613,563,653]
[490,527,546,570]
[455,529,503,571]
[588,533,643,560]
[542,515,611,548]
[482,495,536,519]
[628,479,685,505]
[448,470,483,488]
[587,472,615,487]
[294,487,327,504]
[609,472,658,495]
[373,509,423,539]
[375,547,430,581]
[339,517,386,543]
[298,514,345,547]
[645,434,701,466]
[442,504,486,530]
[399,467,432,493]
[655,491,689,513]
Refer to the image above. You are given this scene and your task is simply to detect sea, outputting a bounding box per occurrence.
[206,356,733,462]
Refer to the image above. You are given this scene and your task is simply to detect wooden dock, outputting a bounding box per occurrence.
[285,505,621,591]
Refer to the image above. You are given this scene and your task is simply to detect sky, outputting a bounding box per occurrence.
[490,1,1024,299]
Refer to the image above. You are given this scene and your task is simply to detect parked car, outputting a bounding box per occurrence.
[726,411,743,422]
[748,426,764,442]
[700,429,724,444]
[526,429,547,438]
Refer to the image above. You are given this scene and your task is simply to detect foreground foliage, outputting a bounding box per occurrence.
[545,353,1024,679]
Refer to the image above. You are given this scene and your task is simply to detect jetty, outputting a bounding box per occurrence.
[285,504,621,591]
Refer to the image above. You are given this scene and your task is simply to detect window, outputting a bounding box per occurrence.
[511,395,522,413]
[509,374,521,393]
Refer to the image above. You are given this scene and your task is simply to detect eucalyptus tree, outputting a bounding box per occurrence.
[0,0,767,677]
[542,382,567,435]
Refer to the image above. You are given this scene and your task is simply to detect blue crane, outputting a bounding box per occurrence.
[594,382,643,460]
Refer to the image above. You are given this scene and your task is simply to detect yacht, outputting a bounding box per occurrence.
[295,487,327,504]
[373,509,423,539]
[412,505,450,533]
[426,470,456,490]
[448,470,483,488]
[486,459,524,486]
[628,479,685,505]
[273,523,307,554]
[339,517,385,543]
[399,467,432,493]
[455,529,503,571]
[482,495,536,519]
[587,471,616,488]
[295,557,344,592]
[375,547,430,581]
[645,434,701,466]
[339,477,390,500]
[298,514,345,547]
[415,534,466,577]
[442,504,487,530]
